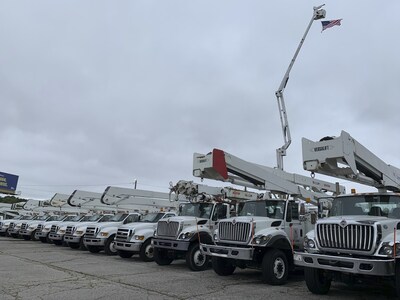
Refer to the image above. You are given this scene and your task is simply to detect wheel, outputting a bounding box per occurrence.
[212,257,236,276]
[31,231,38,241]
[39,237,47,243]
[22,235,31,241]
[11,233,18,238]
[154,248,173,266]
[395,262,400,297]
[53,240,63,246]
[261,249,289,285]
[104,235,117,255]
[79,237,87,250]
[139,239,154,262]
[304,267,331,294]
[118,250,134,258]
[186,243,209,271]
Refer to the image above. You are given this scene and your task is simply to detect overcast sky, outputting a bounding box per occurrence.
[1,0,400,200]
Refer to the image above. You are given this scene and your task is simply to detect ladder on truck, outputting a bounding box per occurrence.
[193,149,345,205]
[302,130,400,192]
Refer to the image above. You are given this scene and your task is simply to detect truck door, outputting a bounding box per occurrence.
[285,201,303,250]
[210,204,228,232]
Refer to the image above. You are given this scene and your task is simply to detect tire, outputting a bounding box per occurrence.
[11,233,18,238]
[39,237,47,243]
[104,235,117,256]
[139,239,154,262]
[53,240,63,246]
[154,248,173,266]
[22,235,31,241]
[31,231,38,241]
[261,249,289,285]
[186,243,209,271]
[118,250,134,259]
[212,257,236,276]
[79,237,87,250]
[304,267,331,294]
[395,262,400,297]
[87,245,102,253]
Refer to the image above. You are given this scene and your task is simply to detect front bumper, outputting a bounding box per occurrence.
[293,251,395,276]
[8,228,20,235]
[35,231,49,238]
[19,229,35,236]
[84,237,106,246]
[64,235,82,243]
[0,227,8,233]
[49,233,64,241]
[152,238,190,251]
[115,241,142,252]
[200,243,254,260]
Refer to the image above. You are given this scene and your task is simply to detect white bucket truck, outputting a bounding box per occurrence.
[293,131,400,296]
[152,180,260,271]
[195,149,344,284]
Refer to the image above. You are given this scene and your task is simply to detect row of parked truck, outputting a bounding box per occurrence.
[2,130,400,297]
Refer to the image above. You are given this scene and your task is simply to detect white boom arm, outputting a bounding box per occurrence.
[193,149,344,205]
[302,130,400,192]
[68,190,115,212]
[169,180,260,203]
[101,187,180,212]
[275,5,326,170]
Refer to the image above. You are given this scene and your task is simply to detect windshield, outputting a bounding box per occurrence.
[98,215,114,222]
[22,216,33,220]
[140,213,164,223]
[108,213,128,222]
[330,195,400,218]
[239,200,286,220]
[80,216,94,222]
[37,215,48,221]
[63,215,78,221]
[179,203,213,218]
[86,215,103,222]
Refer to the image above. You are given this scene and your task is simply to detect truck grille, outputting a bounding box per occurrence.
[37,224,43,232]
[157,221,180,237]
[219,221,251,242]
[317,223,374,251]
[116,228,130,241]
[50,225,58,233]
[21,223,28,230]
[66,226,74,235]
[86,227,97,238]
[9,223,15,230]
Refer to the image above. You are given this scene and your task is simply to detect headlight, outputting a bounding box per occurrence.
[75,230,84,235]
[178,232,194,240]
[379,242,400,256]
[58,229,66,234]
[213,233,218,241]
[134,235,145,240]
[153,229,157,237]
[304,237,316,249]
[252,234,272,245]
[43,227,50,231]
[29,226,36,230]
[100,232,109,237]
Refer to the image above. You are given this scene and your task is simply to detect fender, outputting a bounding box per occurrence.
[266,234,292,250]
[189,231,213,244]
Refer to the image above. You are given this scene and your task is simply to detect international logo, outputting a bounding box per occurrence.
[339,219,347,228]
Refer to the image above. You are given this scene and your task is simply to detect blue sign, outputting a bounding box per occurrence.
[0,172,19,195]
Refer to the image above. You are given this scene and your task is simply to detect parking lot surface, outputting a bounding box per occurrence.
[0,237,397,300]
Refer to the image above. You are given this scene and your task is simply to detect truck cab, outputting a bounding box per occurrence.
[152,201,232,271]
[64,214,114,250]
[115,211,176,261]
[83,212,141,255]
[201,198,315,284]
[36,215,78,243]
[19,215,59,241]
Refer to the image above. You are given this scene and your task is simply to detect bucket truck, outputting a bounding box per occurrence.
[83,187,174,255]
[293,131,400,296]
[152,180,261,271]
[195,149,344,284]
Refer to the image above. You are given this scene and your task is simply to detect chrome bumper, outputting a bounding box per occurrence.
[293,251,395,276]
[152,238,190,251]
[84,238,106,246]
[115,241,141,252]
[64,235,82,243]
[49,233,64,241]
[200,243,254,260]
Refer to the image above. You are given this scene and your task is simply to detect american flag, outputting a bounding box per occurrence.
[321,19,342,32]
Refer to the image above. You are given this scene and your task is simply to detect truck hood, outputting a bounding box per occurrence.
[119,222,156,231]
[89,221,123,229]
[161,216,208,226]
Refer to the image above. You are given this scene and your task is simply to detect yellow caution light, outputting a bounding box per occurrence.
[351,188,356,194]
